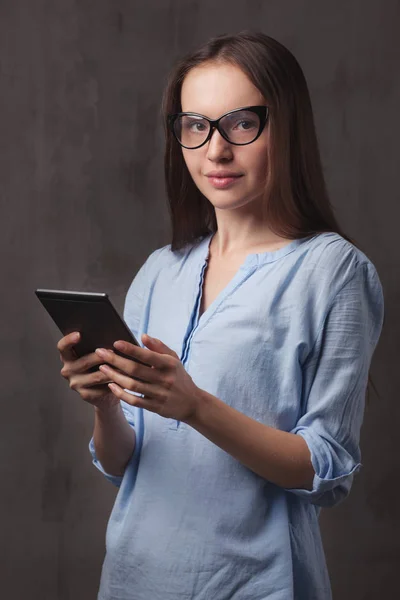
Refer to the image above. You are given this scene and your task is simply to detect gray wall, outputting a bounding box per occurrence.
[1,1,398,598]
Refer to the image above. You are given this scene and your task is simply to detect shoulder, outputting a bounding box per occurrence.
[129,236,205,289]
[303,232,369,270]
[294,233,384,353]
[301,232,382,293]
[123,240,196,327]
[142,240,197,277]
[123,238,203,328]
[296,233,384,336]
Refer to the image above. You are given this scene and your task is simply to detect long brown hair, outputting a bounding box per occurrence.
[162,30,351,251]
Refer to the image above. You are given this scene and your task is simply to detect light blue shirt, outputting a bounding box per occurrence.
[90,232,384,600]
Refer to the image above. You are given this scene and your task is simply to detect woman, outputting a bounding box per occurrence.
[58,31,384,600]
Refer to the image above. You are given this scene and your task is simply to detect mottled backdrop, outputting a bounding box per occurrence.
[0,1,398,598]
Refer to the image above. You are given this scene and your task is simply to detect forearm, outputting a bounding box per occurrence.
[186,388,314,490]
[93,403,136,477]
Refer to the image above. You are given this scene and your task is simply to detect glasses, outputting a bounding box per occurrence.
[168,105,269,149]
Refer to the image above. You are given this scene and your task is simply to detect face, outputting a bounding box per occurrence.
[180,62,270,213]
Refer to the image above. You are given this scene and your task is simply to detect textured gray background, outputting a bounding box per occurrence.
[1,1,399,598]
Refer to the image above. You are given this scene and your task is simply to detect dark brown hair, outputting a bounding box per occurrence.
[162,30,351,251]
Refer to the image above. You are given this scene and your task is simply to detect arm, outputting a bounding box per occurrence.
[89,252,153,484]
[102,347,313,488]
[93,403,136,477]
[98,259,384,504]
[186,391,314,489]
[190,261,383,504]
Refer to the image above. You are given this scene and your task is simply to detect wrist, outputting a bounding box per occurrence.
[94,401,121,419]
[184,386,210,427]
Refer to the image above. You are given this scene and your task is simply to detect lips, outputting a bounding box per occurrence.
[205,171,243,178]
[206,174,243,189]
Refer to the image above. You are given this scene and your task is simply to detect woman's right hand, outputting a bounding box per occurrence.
[58,332,120,410]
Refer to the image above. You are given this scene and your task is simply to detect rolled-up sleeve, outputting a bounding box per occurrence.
[287,261,384,507]
[88,252,154,486]
[89,401,136,487]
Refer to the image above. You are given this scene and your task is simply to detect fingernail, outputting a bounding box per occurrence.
[73,332,80,342]
[95,348,107,357]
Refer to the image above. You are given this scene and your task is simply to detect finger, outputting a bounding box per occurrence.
[99,364,158,397]
[69,368,112,391]
[94,348,163,383]
[107,383,162,413]
[57,332,80,362]
[141,334,179,359]
[112,340,175,370]
[70,351,108,374]
[60,351,106,379]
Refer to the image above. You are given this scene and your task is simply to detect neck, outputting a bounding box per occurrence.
[211,207,290,259]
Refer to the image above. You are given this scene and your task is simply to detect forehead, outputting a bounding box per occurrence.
[180,62,265,118]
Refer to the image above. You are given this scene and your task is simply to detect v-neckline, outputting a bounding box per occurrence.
[172,232,315,430]
[195,233,256,329]
[198,238,246,320]
[194,232,315,328]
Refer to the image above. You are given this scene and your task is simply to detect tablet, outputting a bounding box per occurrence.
[35,288,142,362]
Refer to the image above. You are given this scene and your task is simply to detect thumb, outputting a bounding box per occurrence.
[142,334,179,358]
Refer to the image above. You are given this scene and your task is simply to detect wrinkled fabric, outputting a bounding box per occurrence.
[90,232,384,600]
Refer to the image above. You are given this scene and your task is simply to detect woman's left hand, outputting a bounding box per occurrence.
[95,334,201,422]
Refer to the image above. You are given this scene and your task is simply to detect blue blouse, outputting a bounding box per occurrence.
[90,232,384,600]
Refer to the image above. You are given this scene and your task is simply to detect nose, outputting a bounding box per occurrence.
[206,127,233,162]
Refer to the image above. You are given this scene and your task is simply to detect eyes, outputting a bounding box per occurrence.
[184,120,207,133]
[183,118,257,134]
[172,108,267,148]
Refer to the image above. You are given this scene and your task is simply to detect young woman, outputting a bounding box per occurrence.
[58,31,384,600]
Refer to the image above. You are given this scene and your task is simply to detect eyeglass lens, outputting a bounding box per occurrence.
[174,110,261,148]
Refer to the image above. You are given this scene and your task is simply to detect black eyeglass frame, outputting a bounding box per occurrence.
[167,105,269,149]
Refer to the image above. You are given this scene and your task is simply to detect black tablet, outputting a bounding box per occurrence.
[35,289,142,362]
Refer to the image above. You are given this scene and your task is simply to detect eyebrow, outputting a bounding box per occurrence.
[179,106,256,119]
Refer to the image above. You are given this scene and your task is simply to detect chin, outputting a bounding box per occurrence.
[205,193,258,212]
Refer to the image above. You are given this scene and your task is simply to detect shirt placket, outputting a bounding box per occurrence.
[168,253,258,430]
